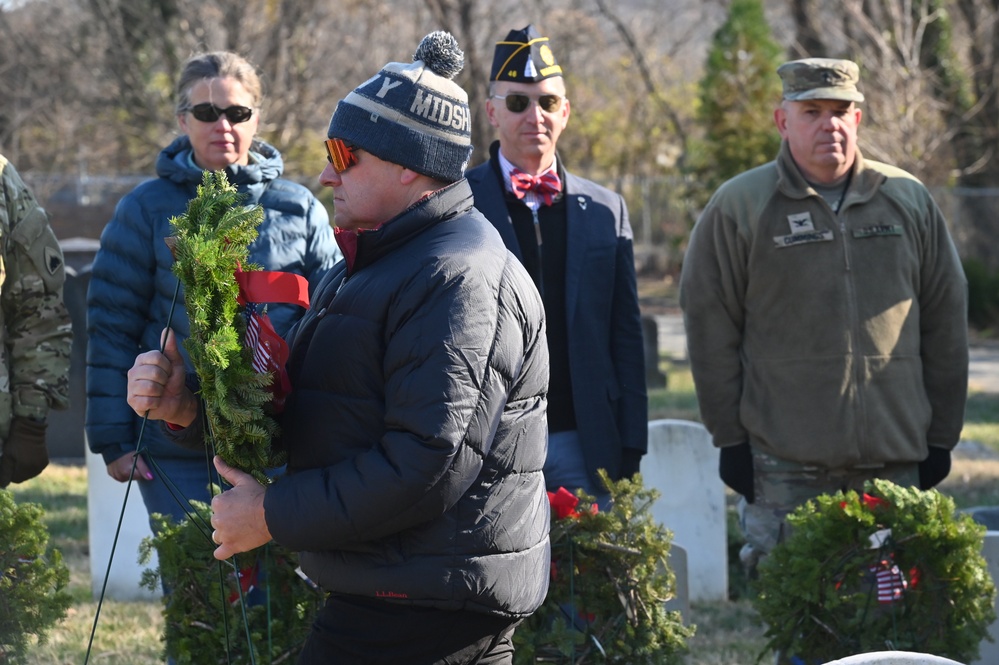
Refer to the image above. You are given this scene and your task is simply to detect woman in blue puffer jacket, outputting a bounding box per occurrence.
[86,51,340,528]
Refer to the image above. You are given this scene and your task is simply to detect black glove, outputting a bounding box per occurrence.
[620,449,643,479]
[918,446,951,490]
[0,417,49,488]
[719,441,754,503]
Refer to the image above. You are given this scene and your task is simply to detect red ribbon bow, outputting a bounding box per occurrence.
[510,168,562,206]
[839,493,889,511]
[547,486,598,520]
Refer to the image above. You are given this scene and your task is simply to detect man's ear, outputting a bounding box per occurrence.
[485,98,500,128]
[558,97,571,130]
[400,168,421,185]
[773,106,788,137]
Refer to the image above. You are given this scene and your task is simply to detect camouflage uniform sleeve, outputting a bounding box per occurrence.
[0,156,72,422]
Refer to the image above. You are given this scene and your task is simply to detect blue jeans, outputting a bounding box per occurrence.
[543,430,611,509]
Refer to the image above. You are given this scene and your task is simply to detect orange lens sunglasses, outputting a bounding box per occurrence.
[324,138,358,174]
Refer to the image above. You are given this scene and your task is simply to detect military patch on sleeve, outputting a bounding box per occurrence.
[44,245,63,276]
[853,225,903,239]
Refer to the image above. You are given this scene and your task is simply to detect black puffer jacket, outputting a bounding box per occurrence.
[263,180,551,617]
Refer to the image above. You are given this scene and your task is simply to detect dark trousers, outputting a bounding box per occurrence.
[297,594,521,665]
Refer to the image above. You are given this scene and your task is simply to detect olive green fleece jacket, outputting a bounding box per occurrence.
[680,141,968,468]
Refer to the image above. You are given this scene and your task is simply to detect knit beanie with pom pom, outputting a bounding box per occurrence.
[327,31,473,183]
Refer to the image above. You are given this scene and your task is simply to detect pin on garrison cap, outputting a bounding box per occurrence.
[490,24,563,82]
[777,58,865,103]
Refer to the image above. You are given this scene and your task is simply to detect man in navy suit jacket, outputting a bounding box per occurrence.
[466,24,647,506]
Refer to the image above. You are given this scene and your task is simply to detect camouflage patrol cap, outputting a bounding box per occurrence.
[777,58,865,103]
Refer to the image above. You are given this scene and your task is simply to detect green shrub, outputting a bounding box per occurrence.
[964,257,999,331]
[514,472,694,664]
[0,488,71,660]
[753,478,996,664]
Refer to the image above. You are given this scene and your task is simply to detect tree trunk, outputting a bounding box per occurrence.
[788,0,827,57]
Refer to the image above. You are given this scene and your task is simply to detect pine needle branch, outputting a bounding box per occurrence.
[169,170,283,483]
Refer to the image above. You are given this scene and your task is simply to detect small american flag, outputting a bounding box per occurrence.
[228,562,260,606]
[244,307,273,374]
[870,560,907,604]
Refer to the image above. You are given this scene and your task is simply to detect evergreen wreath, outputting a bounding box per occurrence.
[139,502,324,664]
[0,488,71,660]
[169,170,283,483]
[513,472,694,664]
[752,478,996,664]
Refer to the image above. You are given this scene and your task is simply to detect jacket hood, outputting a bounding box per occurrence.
[156,135,285,190]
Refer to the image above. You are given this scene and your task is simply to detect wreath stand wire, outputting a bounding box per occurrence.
[82,279,183,663]
[81,279,262,665]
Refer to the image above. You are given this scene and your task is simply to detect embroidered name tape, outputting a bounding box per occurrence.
[773,229,834,248]
[853,225,903,239]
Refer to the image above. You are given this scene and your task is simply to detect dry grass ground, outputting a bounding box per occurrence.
[8,464,164,664]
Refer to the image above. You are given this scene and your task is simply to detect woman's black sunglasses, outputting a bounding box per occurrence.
[188,103,254,124]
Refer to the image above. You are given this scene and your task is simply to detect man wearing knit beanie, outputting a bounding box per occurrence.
[325,30,473,184]
[127,31,551,664]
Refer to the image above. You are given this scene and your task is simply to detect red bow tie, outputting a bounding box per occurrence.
[510,169,562,206]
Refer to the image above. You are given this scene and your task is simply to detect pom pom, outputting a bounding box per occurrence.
[414,31,464,80]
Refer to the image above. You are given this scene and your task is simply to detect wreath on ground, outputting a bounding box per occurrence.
[514,471,695,664]
[752,478,996,664]
[0,488,71,661]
